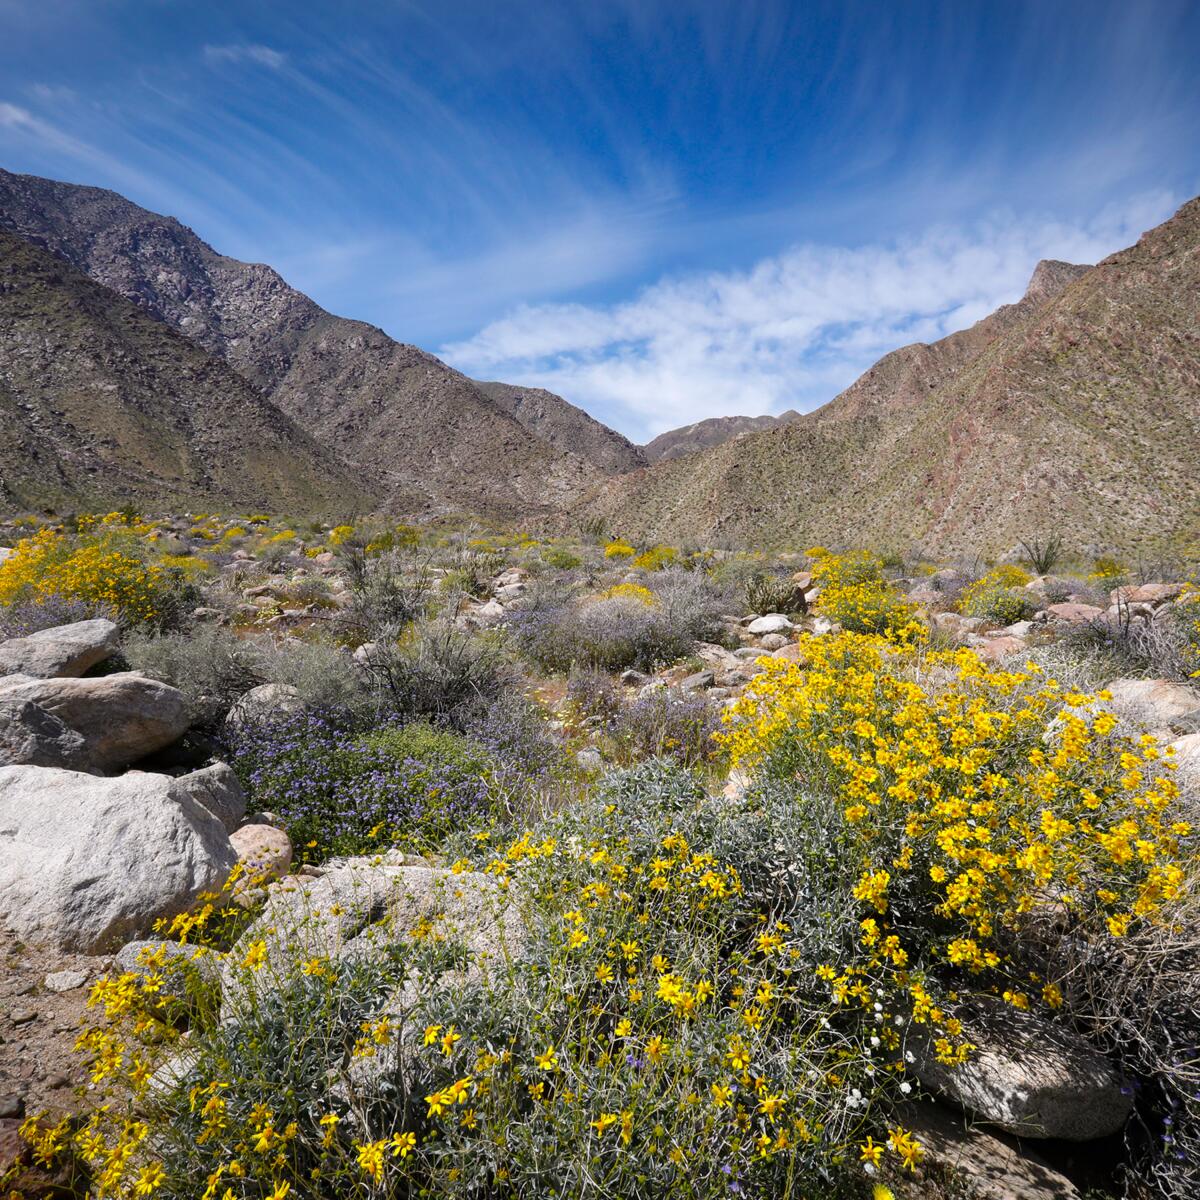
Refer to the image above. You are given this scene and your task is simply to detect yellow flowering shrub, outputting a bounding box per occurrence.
[719,631,1191,1037]
[327,524,355,546]
[957,565,1033,624]
[0,515,186,626]
[597,582,657,605]
[632,544,678,571]
[810,552,918,639]
[603,539,635,560]
[30,764,931,1199]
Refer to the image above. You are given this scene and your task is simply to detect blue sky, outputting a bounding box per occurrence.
[2,0,1198,439]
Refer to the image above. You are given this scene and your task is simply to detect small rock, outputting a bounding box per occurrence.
[230,823,293,883]
[1045,602,1104,624]
[224,683,306,735]
[620,668,648,685]
[747,614,792,635]
[43,1074,70,1091]
[759,633,789,651]
[0,619,120,680]
[680,670,715,692]
[0,1096,24,1119]
[43,969,88,993]
[8,1009,36,1025]
[977,636,1027,663]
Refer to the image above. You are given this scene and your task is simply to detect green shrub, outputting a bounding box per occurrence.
[958,565,1035,624]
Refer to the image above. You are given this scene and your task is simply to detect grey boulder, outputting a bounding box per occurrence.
[908,996,1130,1140]
[0,765,236,952]
[173,762,246,833]
[0,619,119,679]
[0,698,93,771]
[0,672,189,771]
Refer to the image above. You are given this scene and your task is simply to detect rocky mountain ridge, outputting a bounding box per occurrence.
[0,168,608,517]
[0,231,371,514]
[581,200,1200,554]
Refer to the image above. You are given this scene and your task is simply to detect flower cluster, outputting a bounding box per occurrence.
[809,552,919,639]
[718,631,1191,1040]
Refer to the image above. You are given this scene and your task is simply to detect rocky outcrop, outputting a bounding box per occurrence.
[908,997,1131,1140]
[0,765,236,952]
[1103,678,1200,736]
[0,619,119,679]
[0,673,189,771]
[173,762,246,833]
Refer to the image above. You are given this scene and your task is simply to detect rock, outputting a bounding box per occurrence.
[42,969,88,993]
[494,582,526,602]
[790,571,813,591]
[0,698,93,771]
[0,619,120,679]
[747,614,792,635]
[620,668,648,685]
[732,646,764,660]
[1111,582,1183,607]
[492,568,528,591]
[223,683,306,734]
[908,996,1131,1140]
[1045,602,1104,624]
[191,606,227,623]
[900,1102,1082,1200]
[352,641,381,666]
[114,938,218,984]
[174,762,246,833]
[995,620,1034,638]
[1103,678,1200,735]
[223,858,526,1010]
[810,617,839,635]
[0,1097,23,1120]
[680,670,715,691]
[230,823,293,883]
[8,1009,36,1025]
[0,765,236,953]
[473,599,505,622]
[977,636,1027,663]
[576,747,603,771]
[772,643,807,662]
[0,673,189,772]
[759,633,789,651]
[722,768,752,800]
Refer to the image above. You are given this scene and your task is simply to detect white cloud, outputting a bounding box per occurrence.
[203,44,287,70]
[441,191,1179,442]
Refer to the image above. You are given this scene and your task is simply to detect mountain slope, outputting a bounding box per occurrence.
[0,169,601,518]
[583,206,1200,555]
[642,411,800,463]
[474,380,645,475]
[0,231,370,514]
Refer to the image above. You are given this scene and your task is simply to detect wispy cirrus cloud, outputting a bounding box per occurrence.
[202,43,287,70]
[442,191,1179,442]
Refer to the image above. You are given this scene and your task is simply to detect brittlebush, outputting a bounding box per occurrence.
[718,631,1191,1029]
[0,514,181,626]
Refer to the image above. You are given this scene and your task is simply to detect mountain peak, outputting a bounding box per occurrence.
[1023,258,1091,305]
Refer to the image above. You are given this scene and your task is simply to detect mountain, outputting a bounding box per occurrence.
[0,168,602,518]
[0,232,371,514]
[582,200,1200,555]
[473,380,645,474]
[642,411,800,463]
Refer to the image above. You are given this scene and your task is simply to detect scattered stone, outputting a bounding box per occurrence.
[759,632,789,651]
[576,747,603,771]
[0,619,120,679]
[0,1097,23,1119]
[680,669,715,691]
[747,614,792,635]
[772,643,807,662]
[1111,582,1183,606]
[224,683,306,734]
[620,668,648,685]
[908,996,1131,1140]
[9,1009,36,1025]
[977,636,1027,663]
[1045,602,1104,624]
[1104,678,1200,734]
[0,698,93,771]
[173,762,246,833]
[0,673,190,772]
[230,823,293,883]
[900,1101,1082,1200]
[42,970,87,993]
[0,765,236,953]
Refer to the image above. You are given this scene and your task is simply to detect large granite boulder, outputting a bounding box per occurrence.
[0,619,119,679]
[172,762,246,833]
[0,673,189,771]
[0,765,236,952]
[1103,678,1200,736]
[908,997,1131,1140]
